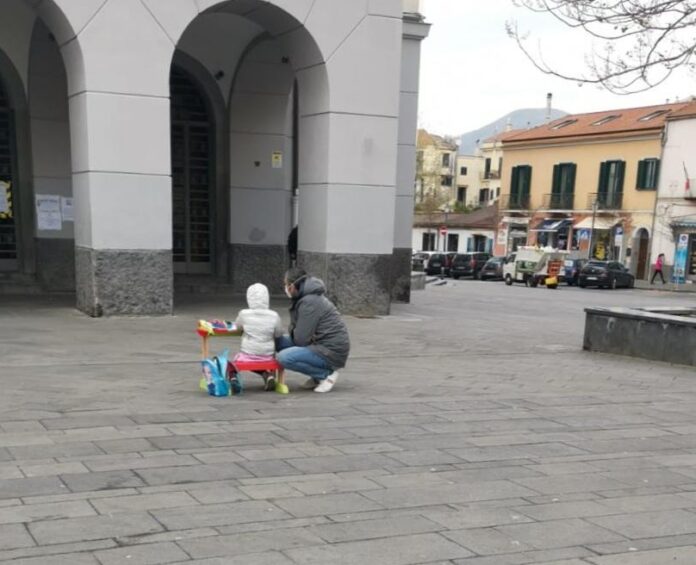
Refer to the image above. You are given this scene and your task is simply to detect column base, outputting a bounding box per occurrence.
[229,244,287,295]
[391,247,412,303]
[75,247,172,317]
[298,251,392,316]
[36,238,75,291]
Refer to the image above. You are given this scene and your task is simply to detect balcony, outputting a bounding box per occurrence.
[480,171,501,181]
[500,193,530,210]
[542,192,575,210]
[587,192,623,210]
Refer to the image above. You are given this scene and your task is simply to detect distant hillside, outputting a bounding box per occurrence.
[458,108,568,155]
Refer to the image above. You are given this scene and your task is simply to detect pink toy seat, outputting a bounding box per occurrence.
[229,359,281,373]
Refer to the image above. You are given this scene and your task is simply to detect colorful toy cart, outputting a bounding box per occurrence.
[196,320,288,394]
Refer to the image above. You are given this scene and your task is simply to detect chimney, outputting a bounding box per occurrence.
[546,92,553,122]
[505,117,512,132]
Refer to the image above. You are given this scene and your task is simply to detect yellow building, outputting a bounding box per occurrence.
[496,102,690,279]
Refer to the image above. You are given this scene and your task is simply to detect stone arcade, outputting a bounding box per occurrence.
[0,0,429,316]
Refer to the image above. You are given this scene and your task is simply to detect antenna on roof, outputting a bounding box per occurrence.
[546,92,553,122]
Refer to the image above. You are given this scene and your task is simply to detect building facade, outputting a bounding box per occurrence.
[651,102,696,283]
[0,0,429,316]
[412,206,496,253]
[415,129,457,204]
[495,103,688,280]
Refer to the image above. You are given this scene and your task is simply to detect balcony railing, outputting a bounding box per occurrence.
[500,193,530,210]
[542,192,575,210]
[587,192,623,210]
[481,171,501,181]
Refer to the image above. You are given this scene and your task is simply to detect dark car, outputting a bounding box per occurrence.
[563,258,587,286]
[425,253,447,276]
[479,257,505,281]
[578,260,635,289]
[450,252,491,279]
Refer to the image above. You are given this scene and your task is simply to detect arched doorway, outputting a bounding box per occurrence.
[635,228,650,279]
[0,75,18,271]
[170,66,215,275]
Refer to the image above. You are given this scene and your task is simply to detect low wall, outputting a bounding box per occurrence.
[584,307,696,367]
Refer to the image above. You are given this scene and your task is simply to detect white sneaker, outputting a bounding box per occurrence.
[314,372,338,393]
[301,378,318,390]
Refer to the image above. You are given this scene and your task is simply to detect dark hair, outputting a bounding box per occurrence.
[284,267,307,286]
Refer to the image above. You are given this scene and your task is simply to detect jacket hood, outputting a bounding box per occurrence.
[246,283,270,309]
[299,276,326,298]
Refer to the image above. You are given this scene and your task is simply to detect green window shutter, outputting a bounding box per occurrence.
[524,166,532,198]
[598,162,609,196]
[568,163,577,194]
[636,160,646,189]
[616,160,626,193]
[510,166,519,197]
[552,164,561,195]
[653,159,661,189]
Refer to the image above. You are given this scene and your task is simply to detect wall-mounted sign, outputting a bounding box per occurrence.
[35,194,62,231]
[61,196,74,222]
[272,151,283,169]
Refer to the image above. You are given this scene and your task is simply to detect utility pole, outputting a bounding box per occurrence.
[588,199,598,260]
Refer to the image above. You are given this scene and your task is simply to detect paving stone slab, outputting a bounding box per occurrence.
[284,533,473,564]
[94,541,189,565]
[496,518,627,549]
[311,515,443,543]
[589,509,696,539]
[587,545,696,564]
[28,513,163,545]
[152,500,290,530]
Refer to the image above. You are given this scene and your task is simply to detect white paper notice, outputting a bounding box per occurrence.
[36,194,62,231]
[61,196,74,222]
[0,182,9,214]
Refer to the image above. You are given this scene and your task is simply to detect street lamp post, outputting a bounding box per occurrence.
[442,204,452,252]
[588,199,598,260]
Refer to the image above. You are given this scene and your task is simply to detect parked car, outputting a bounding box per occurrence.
[425,253,448,276]
[450,252,491,279]
[578,261,635,289]
[563,258,587,286]
[479,257,505,281]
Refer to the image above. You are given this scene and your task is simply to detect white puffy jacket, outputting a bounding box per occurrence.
[234,283,284,356]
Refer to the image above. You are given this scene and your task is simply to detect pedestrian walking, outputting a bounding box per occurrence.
[651,252,666,284]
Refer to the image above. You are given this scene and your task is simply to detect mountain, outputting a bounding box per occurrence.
[458,108,568,155]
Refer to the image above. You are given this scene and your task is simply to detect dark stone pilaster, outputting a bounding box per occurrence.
[36,238,75,291]
[75,247,172,317]
[229,244,287,295]
[298,251,392,316]
[391,247,412,303]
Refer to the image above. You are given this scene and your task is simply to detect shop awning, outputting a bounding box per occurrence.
[531,218,572,232]
[671,220,696,229]
[573,217,618,230]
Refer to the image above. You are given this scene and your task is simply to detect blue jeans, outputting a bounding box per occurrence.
[275,336,332,381]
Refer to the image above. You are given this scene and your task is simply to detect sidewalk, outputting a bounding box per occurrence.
[634,279,696,293]
[0,286,696,563]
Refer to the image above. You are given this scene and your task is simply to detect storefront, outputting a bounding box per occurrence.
[672,221,696,282]
[573,216,623,260]
[531,218,573,250]
[497,216,529,255]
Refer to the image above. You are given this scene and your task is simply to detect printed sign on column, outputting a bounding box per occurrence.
[673,233,689,284]
[35,194,62,231]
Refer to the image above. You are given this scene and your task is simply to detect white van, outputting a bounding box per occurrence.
[503,247,572,286]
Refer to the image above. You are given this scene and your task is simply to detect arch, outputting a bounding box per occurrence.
[0,47,33,274]
[171,50,229,278]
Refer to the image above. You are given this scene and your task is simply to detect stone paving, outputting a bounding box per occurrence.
[0,282,695,564]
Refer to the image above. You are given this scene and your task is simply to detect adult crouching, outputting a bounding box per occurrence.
[276,268,350,393]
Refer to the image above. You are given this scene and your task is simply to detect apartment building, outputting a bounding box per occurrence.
[496,103,689,279]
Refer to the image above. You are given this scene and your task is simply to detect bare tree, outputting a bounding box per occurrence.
[508,0,696,93]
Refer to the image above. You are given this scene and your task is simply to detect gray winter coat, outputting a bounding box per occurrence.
[289,277,350,369]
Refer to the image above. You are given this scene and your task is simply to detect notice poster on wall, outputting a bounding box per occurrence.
[673,233,689,284]
[35,194,62,231]
[272,151,283,169]
[0,181,10,217]
[61,197,74,222]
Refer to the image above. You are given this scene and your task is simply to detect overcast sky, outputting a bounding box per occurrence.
[418,0,695,136]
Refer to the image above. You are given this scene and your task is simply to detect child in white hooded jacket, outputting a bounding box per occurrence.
[233,283,284,390]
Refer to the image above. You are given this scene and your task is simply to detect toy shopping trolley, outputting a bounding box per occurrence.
[196,319,288,395]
